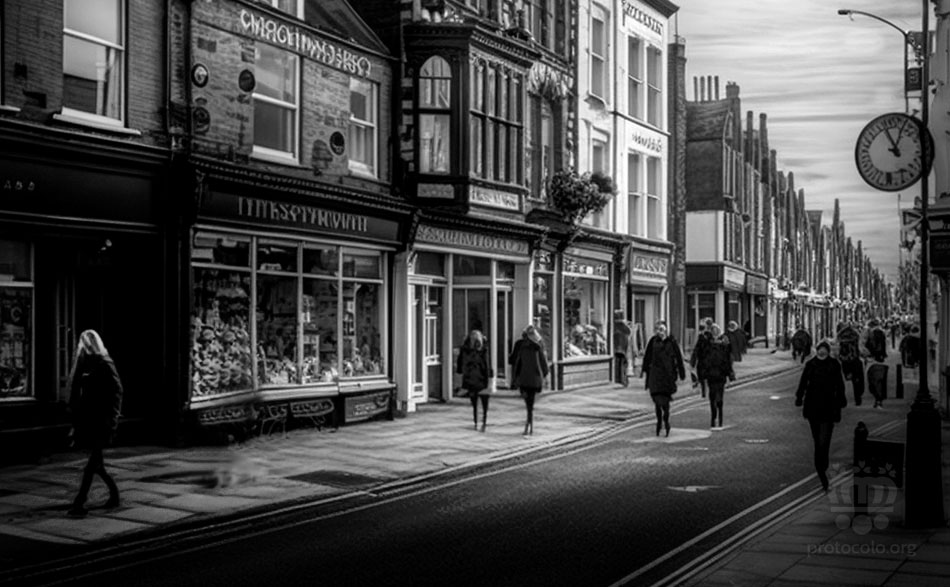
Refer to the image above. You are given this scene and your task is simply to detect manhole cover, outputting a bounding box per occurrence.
[287,470,386,488]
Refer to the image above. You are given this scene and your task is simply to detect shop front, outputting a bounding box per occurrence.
[0,127,170,454]
[187,161,409,432]
[626,245,671,356]
[394,220,538,413]
[745,273,769,346]
[685,263,746,346]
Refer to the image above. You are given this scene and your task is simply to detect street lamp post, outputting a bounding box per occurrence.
[837,9,916,114]
[839,2,944,529]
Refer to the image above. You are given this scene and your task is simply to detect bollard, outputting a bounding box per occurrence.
[895,364,903,399]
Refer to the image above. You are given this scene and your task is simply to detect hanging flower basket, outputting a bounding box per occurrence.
[548,168,615,225]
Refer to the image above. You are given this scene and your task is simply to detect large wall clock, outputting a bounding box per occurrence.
[854,112,934,192]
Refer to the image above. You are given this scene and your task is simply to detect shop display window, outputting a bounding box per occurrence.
[414,252,445,277]
[1,241,33,399]
[302,279,338,383]
[342,283,383,376]
[532,273,553,354]
[191,268,253,398]
[563,275,608,357]
[454,255,490,278]
[191,231,388,400]
[257,274,299,386]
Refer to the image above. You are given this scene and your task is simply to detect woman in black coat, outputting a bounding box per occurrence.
[642,320,686,437]
[511,325,548,436]
[68,330,124,518]
[456,330,493,432]
[795,339,847,491]
[701,324,735,429]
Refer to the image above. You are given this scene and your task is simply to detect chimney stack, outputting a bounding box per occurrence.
[715,76,720,100]
[726,81,740,99]
[693,76,698,101]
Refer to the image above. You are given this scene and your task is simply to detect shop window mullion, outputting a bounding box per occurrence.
[250,237,259,390]
[297,243,304,385]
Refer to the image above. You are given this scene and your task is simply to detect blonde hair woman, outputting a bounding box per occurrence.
[67,330,124,518]
[510,324,548,436]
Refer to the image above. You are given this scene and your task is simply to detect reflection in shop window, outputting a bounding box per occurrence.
[563,276,608,357]
[343,283,383,376]
[533,273,553,353]
[257,274,299,386]
[0,281,31,398]
[302,279,338,383]
[191,268,253,398]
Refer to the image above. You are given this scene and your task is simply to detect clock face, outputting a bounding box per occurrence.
[855,113,932,192]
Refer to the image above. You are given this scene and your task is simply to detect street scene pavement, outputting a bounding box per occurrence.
[1,347,948,586]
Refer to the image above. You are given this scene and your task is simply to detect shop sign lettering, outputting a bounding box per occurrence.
[621,1,664,34]
[723,266,746,291]
[564,255,609,277]
[239,9,371,78]
[469,186,520,211]
[416,225,529,256]
[238,196,368,232]
[631,133,663,153]
[2,178,36,192]
[418,183,454,199]
[630,254,667,276]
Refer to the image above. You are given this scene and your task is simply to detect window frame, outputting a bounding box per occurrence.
[61,0,126,127]
[263,0,304,19]
[627,152,643,236]
[348,77,379,178]
[251,43,300,164]
[418,55,453,175]
[585,134,610,229]
[470,60,524,185]
[627,36,642,119]
[646,155,662,239]
[646,45,663,127]
[589,5,608,101]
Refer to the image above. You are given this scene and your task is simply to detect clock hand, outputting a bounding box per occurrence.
[884,128,901,156]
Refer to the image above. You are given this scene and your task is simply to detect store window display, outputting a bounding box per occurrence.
[562,256,609,357]
[191,232,387,399]
[0,240,32,399]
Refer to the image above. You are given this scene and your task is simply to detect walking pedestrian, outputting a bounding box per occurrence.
[642,320,686,437]
[726,321,746,362]
[456,330,493,432]
[702,324,735,429]
[794,340,848,492]
[899,324,921,368]
[689,322,712,399]
[791,327,812,364]
[511,325,548,436]
[836,321,865,406]
[613,309,632,387]
[67,330,123,518]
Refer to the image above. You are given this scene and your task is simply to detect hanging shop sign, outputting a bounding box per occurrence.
[746,275,768,295]
[198,191,400,243]
[415,224,529,256]
[722,266,746,292]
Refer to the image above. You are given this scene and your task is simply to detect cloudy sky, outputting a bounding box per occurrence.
[672,0,928,282]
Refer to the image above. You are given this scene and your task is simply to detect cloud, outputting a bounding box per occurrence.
[674,0,924,281]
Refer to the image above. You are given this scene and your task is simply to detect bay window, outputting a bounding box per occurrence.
[253,43,299,161]
[527,97,555,201]
[62,0,125,124]
[419,56,451,174]
[471,60,525,185]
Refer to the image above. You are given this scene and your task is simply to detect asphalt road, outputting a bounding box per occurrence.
[52,367,903,587]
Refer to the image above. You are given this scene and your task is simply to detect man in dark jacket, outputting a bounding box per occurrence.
[836,322,865,406]
[899,325,921,368]
[642,320,686,437]
[795,339,847,491]
[689,323,712,399]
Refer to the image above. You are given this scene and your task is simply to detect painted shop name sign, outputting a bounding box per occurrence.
[238,196,368,232]
[239,9,371,77]
[416,225,529,256]
[621,1,664,34]
[630,254,668,276]
[631,133,663,153]
[469,186,520,211]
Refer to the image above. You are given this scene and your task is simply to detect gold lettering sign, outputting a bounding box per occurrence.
[470,186,520,211]
[239,9,371,78]
[238,196,369,232]
[416,225,529,255]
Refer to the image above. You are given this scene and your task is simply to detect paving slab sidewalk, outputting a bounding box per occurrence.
[0,348,797,557]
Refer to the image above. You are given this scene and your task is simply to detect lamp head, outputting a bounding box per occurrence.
[837,9,852,15]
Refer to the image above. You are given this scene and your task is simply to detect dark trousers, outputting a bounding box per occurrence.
[652,394,671,432]
[841,359,865,405]
[808,419,835,487]
[707,380,725,426]
[614,352,629,386]
[521,387,540,427]
[468,394,490,424]
[73,447,118,507]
